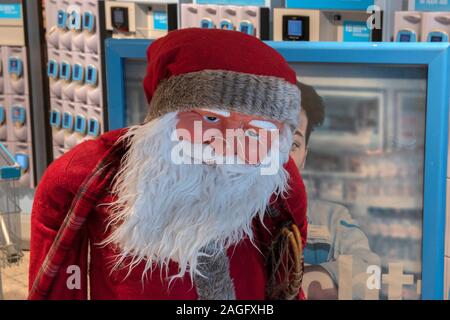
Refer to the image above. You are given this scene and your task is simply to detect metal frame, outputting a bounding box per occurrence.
[105,39,450,299]
[23,0,52,183]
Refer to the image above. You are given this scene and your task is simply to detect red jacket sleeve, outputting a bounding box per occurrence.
[29,145,92,300]
[29,130,125,300]
[29,130,124,300]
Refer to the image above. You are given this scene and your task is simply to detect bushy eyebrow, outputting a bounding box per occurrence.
[249,120,278,130]
[294,130,304,138]
[199,109,231,117]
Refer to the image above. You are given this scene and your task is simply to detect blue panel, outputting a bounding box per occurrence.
[11,105,26,126]
[88,118,100,137]
[8,57,23,78]
[428,32,449,43]
[0,106,5,124]
[85,65,98,86]
[0,4,22,19]
[83,11,95,33]
[15,153,29,172]
[74,115,87,134]
[415,0,450,11]
[62,112,74,130]
[420,45,449,300]
[57,9,68,29]
[105,38,152,130]
[50,110,61,128]
[220,20,234,30]
[286,0,374,10]
[153,11,168,31]
[343,20,371,42]
[0,142,21,181]
[397,30,418,42]
[239,21,254,35]
[0,166,21,180]
[105,40,449,299]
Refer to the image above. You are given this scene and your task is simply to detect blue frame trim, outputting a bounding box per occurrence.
[105,39,450,300]
[105,39,153,130]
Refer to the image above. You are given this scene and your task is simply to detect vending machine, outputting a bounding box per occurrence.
[403,0,450,42]
[0,1,36,188]
[273,8,382,42]
[181,3,270,39]
[104,0,180,39]
[281,0,406,42]
[44,0,107,160]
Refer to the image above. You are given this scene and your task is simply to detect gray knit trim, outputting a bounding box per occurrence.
[147,70,301,130]
[194,245,236,300]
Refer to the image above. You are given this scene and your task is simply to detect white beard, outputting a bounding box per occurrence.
[102,112,293,281]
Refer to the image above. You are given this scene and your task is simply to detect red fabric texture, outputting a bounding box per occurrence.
[29,130,307,300]
[143,28,298,103]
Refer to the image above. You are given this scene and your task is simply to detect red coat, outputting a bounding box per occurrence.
[28,129,308,300]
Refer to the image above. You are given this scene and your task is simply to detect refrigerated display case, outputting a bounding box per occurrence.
[105,39,450,299]
[295,62,427,299]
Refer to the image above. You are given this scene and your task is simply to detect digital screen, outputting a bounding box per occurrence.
[400,34,411,42]
[89,119,96,132]
[76,117,83,129]
[16,154,29,171]
[221,22,231,30]
[114,10,124,24]
[10,60,17,70]
[431,36,443,42]
[63,114,71,127]
[71,11,77,25]
[288,20,303,37]
[58,11,65,24]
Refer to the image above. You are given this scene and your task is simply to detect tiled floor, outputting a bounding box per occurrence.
[0,251,29,300]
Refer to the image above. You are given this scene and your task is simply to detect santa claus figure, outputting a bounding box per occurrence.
[28,29,307,300]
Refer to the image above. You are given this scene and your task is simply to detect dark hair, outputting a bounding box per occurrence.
[297,81,325,145]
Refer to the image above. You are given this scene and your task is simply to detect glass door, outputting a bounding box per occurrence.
[293,63,427,300]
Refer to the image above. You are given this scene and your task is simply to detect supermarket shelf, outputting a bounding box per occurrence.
[303,170,423,181]
[303,170,369,180]
[317,196,421,211]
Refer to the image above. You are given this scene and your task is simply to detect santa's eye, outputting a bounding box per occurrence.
[204,115,220,123]
[245,129,259,139]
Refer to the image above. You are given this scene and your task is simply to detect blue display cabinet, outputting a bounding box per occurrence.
[105,38,450,300]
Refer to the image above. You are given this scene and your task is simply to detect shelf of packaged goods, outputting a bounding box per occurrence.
[316,196,421,211]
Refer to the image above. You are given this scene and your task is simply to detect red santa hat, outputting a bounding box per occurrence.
[143,28,301,129]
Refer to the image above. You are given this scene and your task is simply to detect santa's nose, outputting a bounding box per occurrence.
[204,120,245,156]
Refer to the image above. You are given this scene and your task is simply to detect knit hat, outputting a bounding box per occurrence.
[143,28,301,129]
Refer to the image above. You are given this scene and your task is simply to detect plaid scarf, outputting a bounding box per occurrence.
[29,142,124,299]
